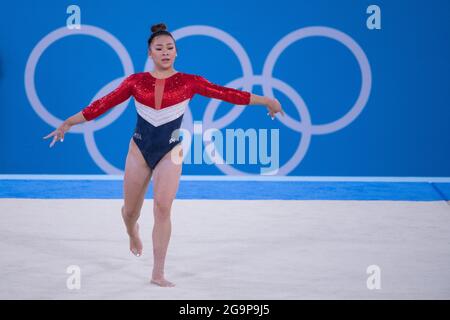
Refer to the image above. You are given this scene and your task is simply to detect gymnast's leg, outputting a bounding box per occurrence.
[121,137,152,257]
[150,143,183,287]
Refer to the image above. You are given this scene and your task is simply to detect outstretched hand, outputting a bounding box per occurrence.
[43,122,72,148]
[266,97,285,120]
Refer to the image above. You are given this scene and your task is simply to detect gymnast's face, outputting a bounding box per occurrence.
[149,35,177,70]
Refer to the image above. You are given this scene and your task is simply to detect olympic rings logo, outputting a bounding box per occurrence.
[25,24,372,175]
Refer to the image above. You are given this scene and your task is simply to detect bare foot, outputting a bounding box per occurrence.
[121,206,143,257]
[129,223,143,257]
[150,278,176,287]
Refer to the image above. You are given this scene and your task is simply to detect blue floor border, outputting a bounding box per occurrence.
[1,180,449,200]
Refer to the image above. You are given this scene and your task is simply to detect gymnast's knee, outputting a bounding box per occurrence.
[153,200,172,220]
[122,205,140,219]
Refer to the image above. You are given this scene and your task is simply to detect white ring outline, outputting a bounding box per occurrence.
[26,25,372,175]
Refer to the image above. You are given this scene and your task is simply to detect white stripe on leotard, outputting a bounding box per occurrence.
[135,98,189,127]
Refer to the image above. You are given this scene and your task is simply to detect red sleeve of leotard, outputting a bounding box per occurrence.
[191,75,251,105]
[81,74,135,121]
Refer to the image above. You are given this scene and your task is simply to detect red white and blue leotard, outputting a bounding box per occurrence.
[81,72,251,169]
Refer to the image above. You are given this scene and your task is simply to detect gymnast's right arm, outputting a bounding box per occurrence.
[43,75,135,148]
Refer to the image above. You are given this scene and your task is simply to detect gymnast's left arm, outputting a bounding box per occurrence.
[192,75,285,119]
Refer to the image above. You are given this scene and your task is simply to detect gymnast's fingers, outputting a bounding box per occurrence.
[49,135,57,148]
[43,130,56,140]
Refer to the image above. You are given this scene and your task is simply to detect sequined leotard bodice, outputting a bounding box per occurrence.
[81,72,251,169]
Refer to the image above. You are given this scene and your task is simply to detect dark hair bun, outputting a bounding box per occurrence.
[151,23,167,33]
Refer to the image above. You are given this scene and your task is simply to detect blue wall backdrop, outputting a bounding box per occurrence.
[0,0,449,176]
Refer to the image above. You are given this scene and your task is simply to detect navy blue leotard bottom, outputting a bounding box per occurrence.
[132,113,183,170]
